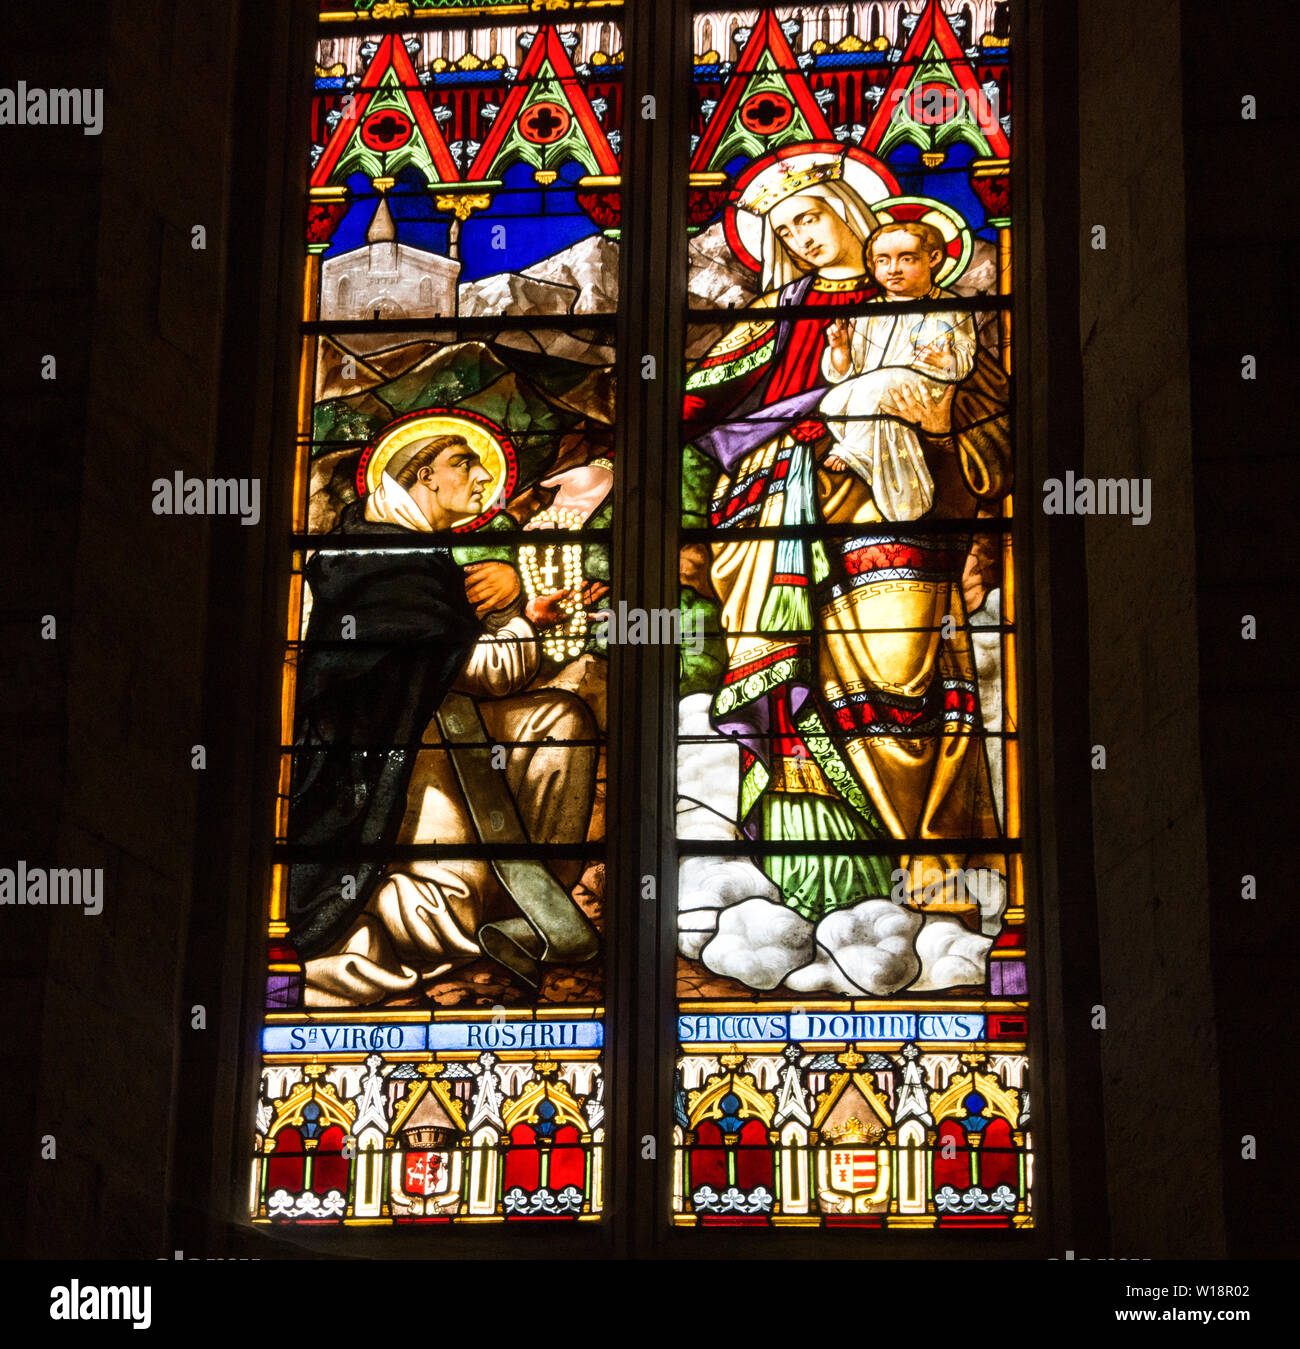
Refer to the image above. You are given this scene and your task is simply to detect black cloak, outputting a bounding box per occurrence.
[286,500,482,958]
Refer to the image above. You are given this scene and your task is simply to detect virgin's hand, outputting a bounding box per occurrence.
[921,381,957,433]
[523,463,614,528]
[463,561,521,617]
[883,379,956,433]
[823,453,849,472]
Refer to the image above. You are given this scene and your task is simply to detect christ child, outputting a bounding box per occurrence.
[817,220,977,520]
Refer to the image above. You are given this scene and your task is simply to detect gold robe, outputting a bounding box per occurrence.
[708,333,1012,908]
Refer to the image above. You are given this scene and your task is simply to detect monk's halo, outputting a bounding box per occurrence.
[359,408,518,529]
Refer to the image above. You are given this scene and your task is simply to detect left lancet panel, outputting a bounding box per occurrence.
[251,7,621,1228]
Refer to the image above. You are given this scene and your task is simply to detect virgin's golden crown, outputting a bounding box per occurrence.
[739,156,845,216]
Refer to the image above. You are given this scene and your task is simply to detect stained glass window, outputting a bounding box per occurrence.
[253,2,622,1225]
[674,1,1027,1229]
[250,0,1029,1236]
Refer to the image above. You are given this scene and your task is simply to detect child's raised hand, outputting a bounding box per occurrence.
[826,318,852,351]
[826,318,854,376]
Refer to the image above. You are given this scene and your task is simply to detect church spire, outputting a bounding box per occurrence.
[366,195,396,244]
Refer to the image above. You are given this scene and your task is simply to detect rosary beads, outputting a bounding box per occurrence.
[520,505,588,661]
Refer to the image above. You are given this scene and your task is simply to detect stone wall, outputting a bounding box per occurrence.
[1076,0,1223,1258]
[1182,3,1295,1260]
[3,1,247,1257]
[0,7,110,1258]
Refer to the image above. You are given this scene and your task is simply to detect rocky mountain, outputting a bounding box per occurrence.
[459,233,620,318]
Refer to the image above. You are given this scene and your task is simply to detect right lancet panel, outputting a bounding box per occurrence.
[674,2,1028,1230]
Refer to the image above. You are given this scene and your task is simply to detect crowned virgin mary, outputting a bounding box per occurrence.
[683,149,1012,924]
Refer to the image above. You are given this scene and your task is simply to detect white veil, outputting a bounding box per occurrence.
[758,178,881,292]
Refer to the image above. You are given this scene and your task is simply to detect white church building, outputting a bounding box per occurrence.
[319,197,460,322]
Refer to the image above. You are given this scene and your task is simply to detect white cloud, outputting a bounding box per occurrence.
[676,857,780,959]
[785,900,921,995]
[700,898,815,990]
[910,915,994,991]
